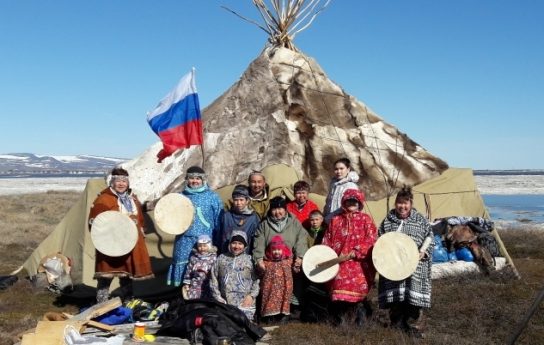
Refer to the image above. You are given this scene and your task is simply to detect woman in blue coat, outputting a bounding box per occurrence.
[167,166,223,287]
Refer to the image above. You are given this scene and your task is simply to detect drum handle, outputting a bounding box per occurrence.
[315,254,351,270]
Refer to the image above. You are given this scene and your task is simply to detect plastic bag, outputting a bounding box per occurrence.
[64,325,125,344]
[432,235,448,263]
[455,247,474,262]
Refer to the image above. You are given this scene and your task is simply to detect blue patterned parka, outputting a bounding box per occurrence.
[210,232,260,320]
[167,184,223,286]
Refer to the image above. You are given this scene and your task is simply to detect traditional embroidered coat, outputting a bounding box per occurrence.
[322,189,376,303]
[210,252,260,320]
[260,257,293,317]
[167,185,223,286]
[378,208,434,308]
[88,187,153,280]
[286,199,319,229]
[182,248,217,300]
[324,171,360,223]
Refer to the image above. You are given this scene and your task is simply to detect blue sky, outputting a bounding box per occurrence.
[1,1,542,169]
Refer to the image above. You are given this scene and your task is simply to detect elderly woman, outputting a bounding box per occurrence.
[253,196,309,316]
[167,166,223,287]
[88,168,153,303]
[323,158,360,223]
[377,187,434,338]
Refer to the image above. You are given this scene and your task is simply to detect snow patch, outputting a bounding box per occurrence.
[0,177,88,195]
[51,155,86,163]
[0,154,28,160]
[80,155,126,163]
[475,175,544,195]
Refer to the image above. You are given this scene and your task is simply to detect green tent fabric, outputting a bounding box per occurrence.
[23,179,178,297]
[22,165,507,295]
[364,168,489,226]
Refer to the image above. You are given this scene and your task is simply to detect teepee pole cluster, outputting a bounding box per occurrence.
[222,0,331,50]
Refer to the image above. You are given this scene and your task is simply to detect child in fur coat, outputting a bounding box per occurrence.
[182,235,217,300]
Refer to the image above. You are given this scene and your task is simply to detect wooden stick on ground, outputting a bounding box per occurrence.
[507,285,544,344]
[69,297,122,321]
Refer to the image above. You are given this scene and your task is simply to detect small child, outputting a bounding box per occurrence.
[210,231,260,321]
[286,180,319,229]
[182,235,217,300]
[307,210,327,247]
[260,235,294,323]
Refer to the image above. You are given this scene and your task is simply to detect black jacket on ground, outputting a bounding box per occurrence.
[158,298,266,345]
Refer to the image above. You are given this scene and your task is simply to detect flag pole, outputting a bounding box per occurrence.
[192,67,206,168]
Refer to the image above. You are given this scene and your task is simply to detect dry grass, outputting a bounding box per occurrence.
[0,192,543,345]
[0,191,80,345]
[272,229,544,345]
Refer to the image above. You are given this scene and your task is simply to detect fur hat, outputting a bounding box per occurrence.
[269,196,287,210]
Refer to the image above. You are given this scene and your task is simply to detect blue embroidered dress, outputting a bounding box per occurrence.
[167,184,223,286]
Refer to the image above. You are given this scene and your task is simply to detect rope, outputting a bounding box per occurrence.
[298,54,348,157]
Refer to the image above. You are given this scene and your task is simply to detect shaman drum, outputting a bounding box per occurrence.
[302,245,340,283]
[372,232,419,281]
[91,211,138,257]
[153,193,194,235]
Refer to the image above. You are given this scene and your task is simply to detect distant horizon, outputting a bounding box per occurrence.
[1,152,542,172]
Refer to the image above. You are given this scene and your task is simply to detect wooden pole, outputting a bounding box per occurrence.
[507,285,544,344]
[492,229,521,279]
[200,144,206,168]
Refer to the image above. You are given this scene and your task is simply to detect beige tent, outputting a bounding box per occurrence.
[24,165,514,296]
[22,178,178,298]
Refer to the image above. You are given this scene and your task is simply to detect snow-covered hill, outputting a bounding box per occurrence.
[0,153,126,176]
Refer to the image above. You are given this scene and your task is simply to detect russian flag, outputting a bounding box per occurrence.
[147,68,203,162]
